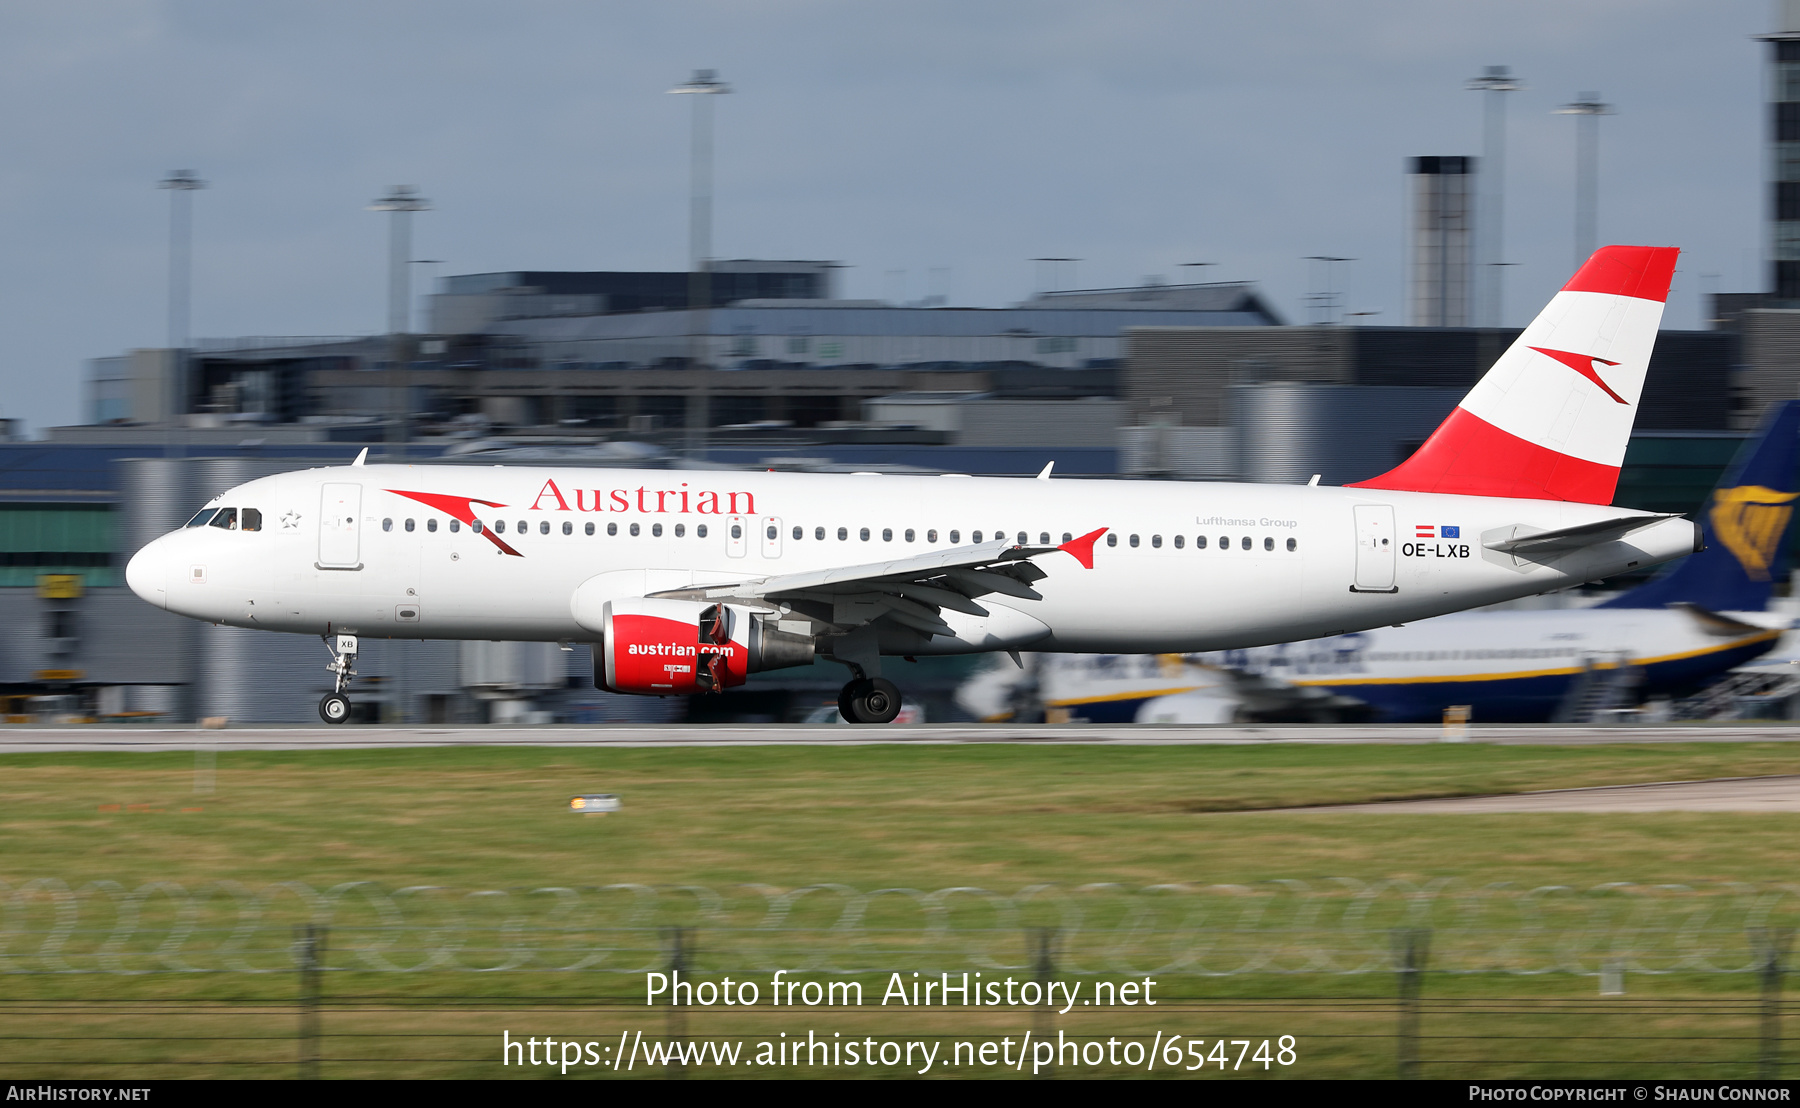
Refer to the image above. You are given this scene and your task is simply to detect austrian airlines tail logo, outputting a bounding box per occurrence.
[1530,346,1628,405]
[385,489,522,557]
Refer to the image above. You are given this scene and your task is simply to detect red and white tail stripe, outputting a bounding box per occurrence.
[1349,245,1678,504]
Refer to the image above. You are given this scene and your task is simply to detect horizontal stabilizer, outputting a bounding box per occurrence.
[1485,513,1683,556]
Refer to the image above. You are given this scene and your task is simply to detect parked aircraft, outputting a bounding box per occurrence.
[960,400,1800,724]
[126,246,1698,723]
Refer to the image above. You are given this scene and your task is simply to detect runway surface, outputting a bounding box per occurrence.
[2,722,1800,752]
[1290,774,1800,813]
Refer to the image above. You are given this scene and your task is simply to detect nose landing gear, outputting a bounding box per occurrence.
[319,634,358,725]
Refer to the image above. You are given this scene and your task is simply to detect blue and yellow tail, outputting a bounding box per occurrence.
[1598,400,1800,612]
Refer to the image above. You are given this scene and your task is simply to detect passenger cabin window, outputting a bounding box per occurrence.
[1151,535,1162,548]
[792,525,802,540]
[1128,534,1139,548]
[241,508,262,532]
[837,527,847,541]
[608,523,618,536]
[185,508,218,528]
[652,523,663,537]
[563,521,572,536]
[631,523,642,537]
[1241,536,1252,551]
[471,520,483,533]
[927,529,938,543]
[208,508,237,530]
[882,528,892,542]
[1173,535,1184,549]
[860,528,870,541]
[1264,536,1274,551]
[516,519,526,534]
[449,520,460,532]
[768,524,778,540]
[1106,534,1117,547]
[1287,537,1298,552]
[815,527,825,541]
[494,520,506,533]
[1062,532,1072,543]
[427,519,438,532]
[1039,532,1049,545]
[405,518,415,532]
[675,523,685,537]
[972,531,983,543]
[949,530,960,543]
[730,524,741,539]
[585,522,595,536]
[540,521,550,535]
[382,518,393,532]
[905,529,915,542]
[696,523,708,538]
[1195,535,1206,549]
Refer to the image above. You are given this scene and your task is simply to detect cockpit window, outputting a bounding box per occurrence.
[207,508,238,530]
[185,509,218,528]
[241,508,262,532]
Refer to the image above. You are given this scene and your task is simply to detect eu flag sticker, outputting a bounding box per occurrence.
[1441,525,1460,539]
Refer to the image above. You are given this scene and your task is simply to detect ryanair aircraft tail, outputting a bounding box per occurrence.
[1598,399,1800,612]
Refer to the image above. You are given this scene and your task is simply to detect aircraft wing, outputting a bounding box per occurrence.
[1484,513,1684,557]
[650,528,1107,638]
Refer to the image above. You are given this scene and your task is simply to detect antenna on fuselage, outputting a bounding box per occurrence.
[352,448,368,467]
[1036,461,1054,480]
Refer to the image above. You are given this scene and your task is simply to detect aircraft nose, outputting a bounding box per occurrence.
[125,539,168,609]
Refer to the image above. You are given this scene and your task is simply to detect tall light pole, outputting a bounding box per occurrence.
[1467,65,1522,327]
[369,186,430,337]
[158,170,205,352]
[1304,256,1354,325]
[1556,93,1614,270]
[368,186,430,458]
[670,68,730,458]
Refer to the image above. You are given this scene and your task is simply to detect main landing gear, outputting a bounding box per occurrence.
[838,676,903,724]
[319,633,357,725]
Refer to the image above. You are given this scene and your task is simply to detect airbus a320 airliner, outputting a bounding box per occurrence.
[126,246,1699,723]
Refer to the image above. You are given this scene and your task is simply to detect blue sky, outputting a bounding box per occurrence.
[0,1,1769,430]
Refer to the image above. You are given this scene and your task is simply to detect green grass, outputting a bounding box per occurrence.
[6,740,1800,1078]
[4,741,1800,889]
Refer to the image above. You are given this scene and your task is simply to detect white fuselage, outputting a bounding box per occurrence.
[125,464,1698,656]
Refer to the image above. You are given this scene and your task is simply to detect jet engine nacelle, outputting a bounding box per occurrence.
[596,597,815,695]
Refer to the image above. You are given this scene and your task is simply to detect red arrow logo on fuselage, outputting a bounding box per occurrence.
[1529,346,1628,405]
[385,489,523,557]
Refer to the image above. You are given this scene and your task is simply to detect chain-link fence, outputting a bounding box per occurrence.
[6,879,1800,1078]
[6,878,1800,977]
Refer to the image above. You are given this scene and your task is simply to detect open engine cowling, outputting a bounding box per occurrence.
[596,597,815,695]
